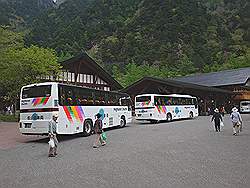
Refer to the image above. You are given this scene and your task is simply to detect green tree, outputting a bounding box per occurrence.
[0,43,61,112]
[0,27,24,52]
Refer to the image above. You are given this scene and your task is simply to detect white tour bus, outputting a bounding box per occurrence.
[19,82,132,135]
[240,101,250,113]
[135,94,198,123]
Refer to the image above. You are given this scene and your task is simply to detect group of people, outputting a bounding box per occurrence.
[211,107,243,135]
[47,106,243,157]
[48,112,106,157]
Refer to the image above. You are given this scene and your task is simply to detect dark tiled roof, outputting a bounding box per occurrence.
[122,77,233,94]
[174,68,250,87]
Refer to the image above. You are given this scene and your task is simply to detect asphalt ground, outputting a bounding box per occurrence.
[0,114,250,188]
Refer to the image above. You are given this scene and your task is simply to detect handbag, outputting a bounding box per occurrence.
[48,138,55,148]
[220,121,224,127]
[101,132,107,141]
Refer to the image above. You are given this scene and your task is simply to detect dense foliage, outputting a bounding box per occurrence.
[0,28,61,112]
[0,0,249,89]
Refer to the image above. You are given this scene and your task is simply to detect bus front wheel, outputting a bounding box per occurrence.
[83,119,92,136]
[189,112,194,118]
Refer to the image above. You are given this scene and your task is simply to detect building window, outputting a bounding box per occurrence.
[84,74,87,83]
[90,75,93,83]
[63,72,67,81]
[72,72,75,82]
[58,72,63,81]
[68,72,72,82]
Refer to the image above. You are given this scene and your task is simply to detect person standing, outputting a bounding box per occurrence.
[230,107,243,136]
[211,108,223,132]
[93,113,106,148]
[48,113,59,157]
[220,106,225,117]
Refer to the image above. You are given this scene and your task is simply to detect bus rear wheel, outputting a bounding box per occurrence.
[166,113,172,122]
[119,116,126,128]
[83,119,92,136]
[189,112,194,118]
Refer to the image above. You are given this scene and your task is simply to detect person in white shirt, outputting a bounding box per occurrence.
[230,107,243,136]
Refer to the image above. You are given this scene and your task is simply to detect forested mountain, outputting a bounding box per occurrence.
[0,0,55,28]
[1,0,249,86]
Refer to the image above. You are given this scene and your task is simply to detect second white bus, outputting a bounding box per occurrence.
[135,94,198,123]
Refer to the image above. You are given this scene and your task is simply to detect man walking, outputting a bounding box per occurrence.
[211,108,223,132]
[230,107,243,136]
[48,113,59,157]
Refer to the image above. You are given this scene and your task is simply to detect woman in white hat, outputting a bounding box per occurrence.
[211,108,223,132]
[230,107,243,135]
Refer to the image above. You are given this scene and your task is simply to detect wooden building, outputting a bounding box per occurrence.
[40,52,122,91]
[174,68,250,106]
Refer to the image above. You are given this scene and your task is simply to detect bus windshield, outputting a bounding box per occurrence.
[241,102,250,106]
[22,85,51,99]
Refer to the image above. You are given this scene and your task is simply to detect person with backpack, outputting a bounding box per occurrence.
[230,107,243,136]
[93,113,106,148]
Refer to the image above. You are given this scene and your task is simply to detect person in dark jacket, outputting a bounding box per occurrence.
[93,113,106,148]
[211,108,223,132]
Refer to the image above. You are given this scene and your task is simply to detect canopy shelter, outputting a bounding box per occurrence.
[122,77,234,115]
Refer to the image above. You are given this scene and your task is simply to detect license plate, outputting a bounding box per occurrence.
[24,123,32,128]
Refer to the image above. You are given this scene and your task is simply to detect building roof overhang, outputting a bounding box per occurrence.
[122,77,234,97]
[60,52,122,90]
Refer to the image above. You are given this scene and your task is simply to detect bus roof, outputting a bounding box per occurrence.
[21,82,57,89]
[21,82,130,96]
[136,93,196,98]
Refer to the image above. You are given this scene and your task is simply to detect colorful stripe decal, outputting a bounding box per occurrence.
[63,106,85,123]
[76,106,84,122]
[142,101,150,107]
[156,106,167,114]
[43,97,49,105]
[32,97,50,106]
[63,106,73,123]
[32,98,36,104]
[162,106,167,113]
[156,106,161,113]
[71,106,80,122]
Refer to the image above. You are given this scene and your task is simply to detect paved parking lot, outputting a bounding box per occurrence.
[0,114,250,188]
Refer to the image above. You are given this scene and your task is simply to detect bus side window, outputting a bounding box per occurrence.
[161,97,165,106]
[154,97,158,106]
[60,93,66,106]
[87,96,94,105]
